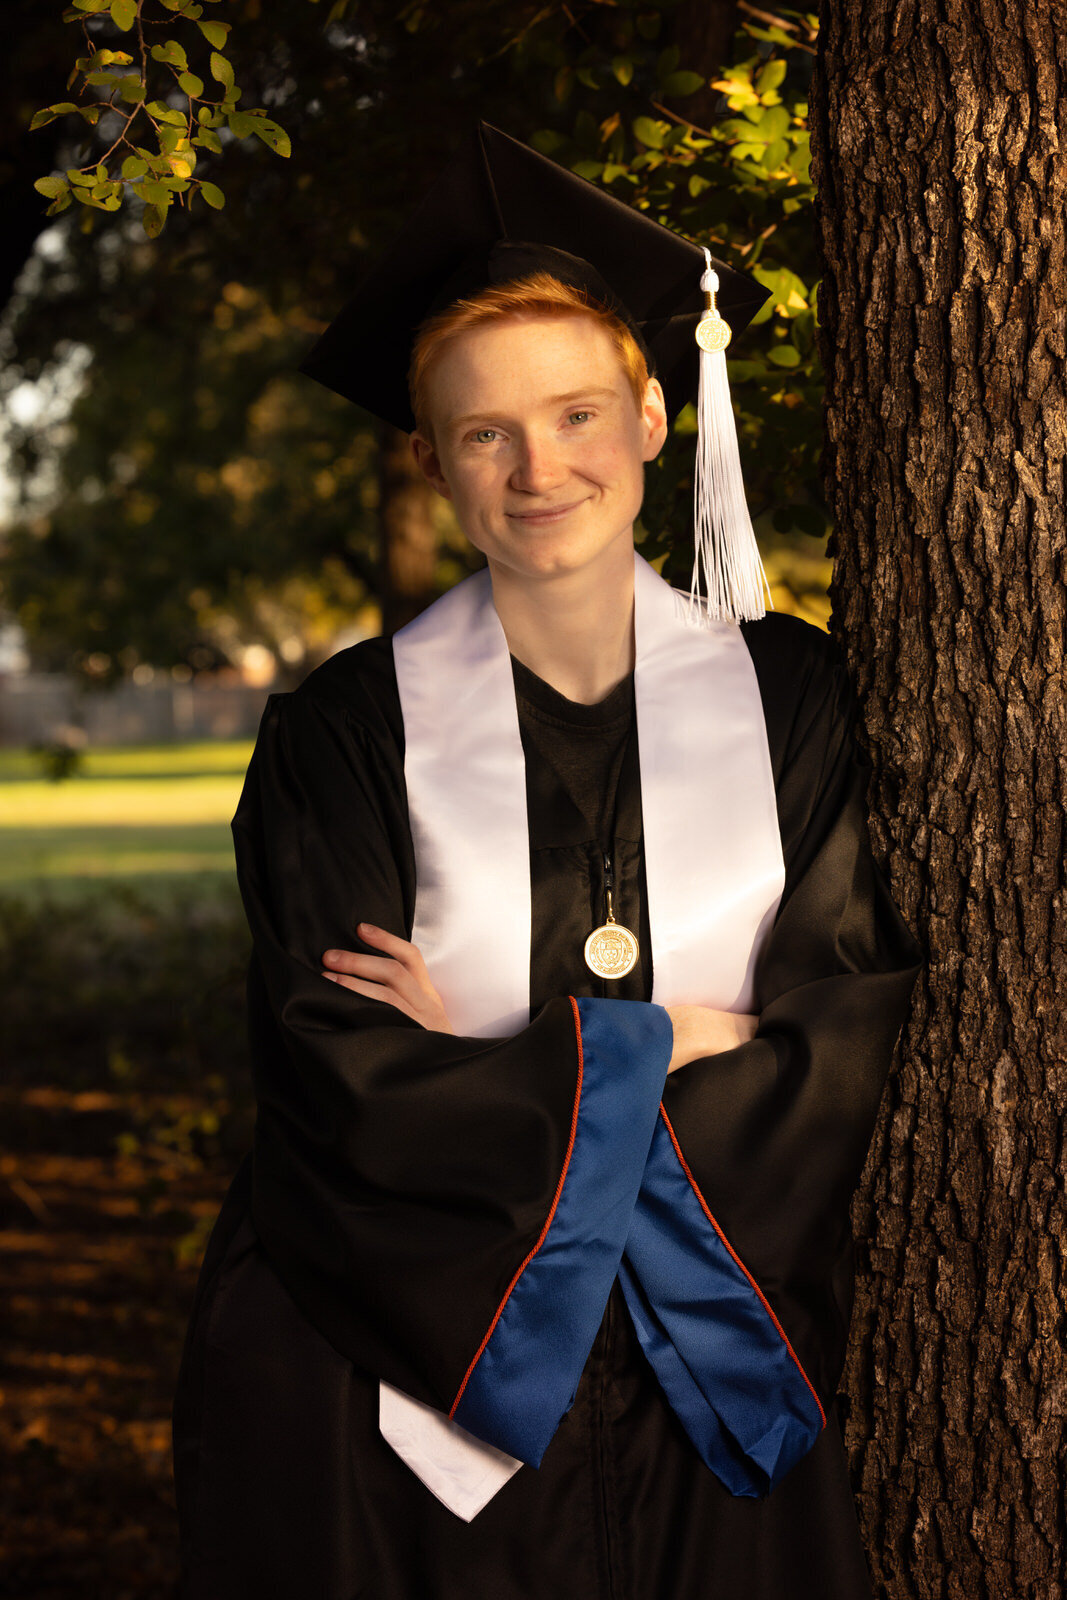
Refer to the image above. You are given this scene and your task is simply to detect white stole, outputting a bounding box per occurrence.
[381,549,785,1518]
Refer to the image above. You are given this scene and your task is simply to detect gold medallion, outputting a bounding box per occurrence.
[695,311,732,353]
[584,917,639,980]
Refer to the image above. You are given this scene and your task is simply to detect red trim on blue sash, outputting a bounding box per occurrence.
[449,995,585,1418]
[658,1103,826,1429]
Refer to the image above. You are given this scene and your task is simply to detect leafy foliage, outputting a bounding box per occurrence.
[510,4,829,606]
[29,0,290,237]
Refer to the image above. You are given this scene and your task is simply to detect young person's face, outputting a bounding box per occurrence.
[410,313,668,587]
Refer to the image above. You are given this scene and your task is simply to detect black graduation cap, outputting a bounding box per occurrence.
[298,120,774,621]
[298,120,770,432]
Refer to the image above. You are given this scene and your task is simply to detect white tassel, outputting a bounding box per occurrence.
[688,247,773,625]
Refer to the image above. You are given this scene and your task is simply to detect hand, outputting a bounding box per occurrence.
[664,1004,758,1074]
[321,924,454,1033]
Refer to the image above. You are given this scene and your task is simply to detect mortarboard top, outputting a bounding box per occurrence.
[297,120,772,433]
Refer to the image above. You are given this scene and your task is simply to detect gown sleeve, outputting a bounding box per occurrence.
[230,646,672,1468]
[616,621,925,1497]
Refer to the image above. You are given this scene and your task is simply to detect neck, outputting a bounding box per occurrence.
[488,543,636,704]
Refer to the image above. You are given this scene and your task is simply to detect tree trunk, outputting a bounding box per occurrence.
[809,5,1067,1597]
[376,420,441,632]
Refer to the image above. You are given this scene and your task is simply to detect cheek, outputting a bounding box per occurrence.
[584,438,642,487]
[448,460,500,513]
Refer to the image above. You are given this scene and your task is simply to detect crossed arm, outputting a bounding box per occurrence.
[318,923,758,1069]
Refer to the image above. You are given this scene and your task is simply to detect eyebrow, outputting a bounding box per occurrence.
[449,387,619,431]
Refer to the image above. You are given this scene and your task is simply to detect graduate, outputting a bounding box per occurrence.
[172,121,924,1599]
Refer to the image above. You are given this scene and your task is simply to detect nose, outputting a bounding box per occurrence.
[509,430,569,495]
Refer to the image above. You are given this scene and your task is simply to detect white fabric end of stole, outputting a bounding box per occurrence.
[382,550,785,1516]
[379,1382,522,1522]
[391,566,531,1040]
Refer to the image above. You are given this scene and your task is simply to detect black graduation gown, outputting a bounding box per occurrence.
[171,609,924,1600]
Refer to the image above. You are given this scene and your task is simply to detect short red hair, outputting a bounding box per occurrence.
[407,270,651,442]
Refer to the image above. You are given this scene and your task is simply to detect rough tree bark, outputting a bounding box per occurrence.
[809,4,1067,1597]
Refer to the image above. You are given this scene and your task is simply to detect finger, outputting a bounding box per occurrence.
[322,971,418,1021]
[321,951,425,1008]
[355,923,430,977]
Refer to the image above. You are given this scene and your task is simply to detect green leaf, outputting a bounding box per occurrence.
[84,189,123,210]
[764,137,789,171]
[210,51,235,91]
[756,59,787,96]
[199,180,225,209]
[66,168,97,186]
[150,39,189,68]
[29,103,80,130]
[142,202,168,238]
[758,106,791,141]
[602,162,630,184]
[635,11,660,39]
[632,116,666,149]
[571,159,604,180]
[745,25,797,48]
[121,155,148,178]
[655,44,680,82]
[688,173,711,197]
[575,66,600,91]
[72,0,111,11]
[192,128,222,153]
[197,19,230,47]
[117,75,146,102]
[76,105,104,124]
[141,179,171,204]
[724,359,765,383]
[110,0,137,31]
[46,191,74,216]
[248,116,291,157]
[34,174,71,199]
[767,344,801,368]
[227,110,255,138]
[84,71,124,86]
[178,72,205,97]
[788,139,811,183]
[530,128,567,155]
[146,99,187,124]
[661,70,705,98]
[612,56,634,86]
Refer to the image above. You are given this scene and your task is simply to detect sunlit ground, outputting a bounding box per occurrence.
[0,741,253,900]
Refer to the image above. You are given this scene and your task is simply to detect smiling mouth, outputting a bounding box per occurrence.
[506,500,586,523]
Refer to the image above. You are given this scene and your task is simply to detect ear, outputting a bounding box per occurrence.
[639,377,669,463]
[410,430,453,501]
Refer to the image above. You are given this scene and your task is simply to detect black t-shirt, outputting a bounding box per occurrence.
[509,653,634,849]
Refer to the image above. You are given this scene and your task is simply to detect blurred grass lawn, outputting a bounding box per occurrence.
[0,740,253,902]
